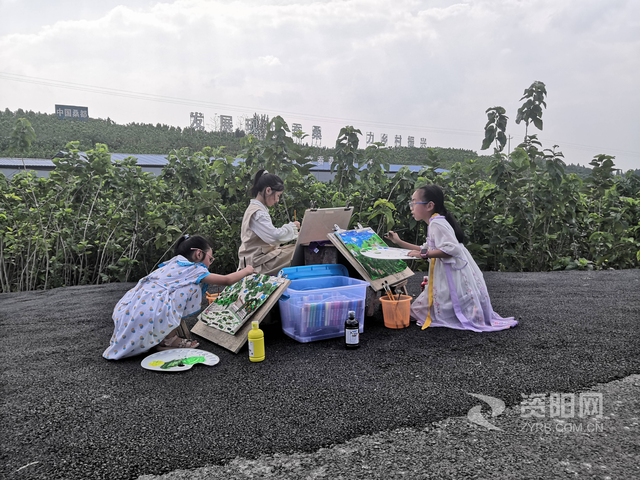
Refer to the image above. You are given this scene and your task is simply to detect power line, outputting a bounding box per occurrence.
[0,71,479,137]
[2,71,639,159]
[544,140,640,157]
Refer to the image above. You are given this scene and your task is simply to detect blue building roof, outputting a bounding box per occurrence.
[0,158,55,167]
[307,162,448,174]
[108,153,169,165]
[2,154,447,173]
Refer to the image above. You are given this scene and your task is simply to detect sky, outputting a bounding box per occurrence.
[1,0,639,172]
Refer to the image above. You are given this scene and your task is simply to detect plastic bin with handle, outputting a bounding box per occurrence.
[278,264,369,343]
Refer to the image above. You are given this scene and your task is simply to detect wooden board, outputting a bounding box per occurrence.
[191,279,291,353]
[327,232,413,292]
[291,207,353,267]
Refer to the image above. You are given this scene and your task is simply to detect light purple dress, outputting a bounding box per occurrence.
[103,256,210,360]
[410,215,517,332]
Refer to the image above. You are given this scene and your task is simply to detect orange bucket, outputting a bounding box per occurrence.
[379,295,412,329]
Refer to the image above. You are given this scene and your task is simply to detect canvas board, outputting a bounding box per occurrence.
[291,206,353,267]
[191,279,291,353]
[334,228,409,279]
[327,230,413,292]
[198,274,288,334]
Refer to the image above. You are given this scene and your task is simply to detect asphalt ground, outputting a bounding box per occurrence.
[137,374,640,480]
[1,270,639,479]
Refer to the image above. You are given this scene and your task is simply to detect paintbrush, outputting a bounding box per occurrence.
[383,282,395,302]
[384,228,410,241]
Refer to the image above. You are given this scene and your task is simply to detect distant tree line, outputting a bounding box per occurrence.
[2,108,611,175]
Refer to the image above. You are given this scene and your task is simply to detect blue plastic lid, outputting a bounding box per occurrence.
[278,264,349,280]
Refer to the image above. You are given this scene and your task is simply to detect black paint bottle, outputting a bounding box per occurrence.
[344,310,360,349]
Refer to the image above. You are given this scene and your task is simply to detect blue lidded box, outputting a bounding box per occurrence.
[277,264,369,343]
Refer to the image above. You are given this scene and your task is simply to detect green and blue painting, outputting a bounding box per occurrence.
[199,274,286,334]
[336,228,407,280]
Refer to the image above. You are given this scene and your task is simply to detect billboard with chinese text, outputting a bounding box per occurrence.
[55,105,89,121]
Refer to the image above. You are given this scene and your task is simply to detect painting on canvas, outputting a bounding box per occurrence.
[198,274,286,334]
[336,228,407,280]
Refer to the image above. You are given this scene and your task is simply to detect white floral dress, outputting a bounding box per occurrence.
[410,216,517,332]
[103,256,210,360]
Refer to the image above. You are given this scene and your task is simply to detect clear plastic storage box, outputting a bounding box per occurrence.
[278,264,369,343]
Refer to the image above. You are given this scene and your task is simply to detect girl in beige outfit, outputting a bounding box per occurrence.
[238,170,300,276]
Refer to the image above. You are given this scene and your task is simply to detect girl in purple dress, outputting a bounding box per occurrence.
[386,185,517,332]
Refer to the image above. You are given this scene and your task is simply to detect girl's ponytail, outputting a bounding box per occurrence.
[444,211,465,244]
[417,185,465,244]
[250,169,285,198]
[174,235,212,262]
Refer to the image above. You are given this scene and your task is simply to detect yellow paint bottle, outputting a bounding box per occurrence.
[248,320,265,362]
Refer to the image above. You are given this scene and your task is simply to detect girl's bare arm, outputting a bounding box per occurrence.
[384,231,420,250]
[407,248,452,259]
[202,266,254,285]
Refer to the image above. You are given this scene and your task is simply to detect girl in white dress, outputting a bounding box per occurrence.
[103,235,254,360]
[238,169,300,276]
[386,185,517,332]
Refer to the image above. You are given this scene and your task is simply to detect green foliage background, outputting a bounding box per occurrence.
[1,110,639,292]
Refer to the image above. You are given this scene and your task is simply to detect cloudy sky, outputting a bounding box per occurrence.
[1,0,639,171]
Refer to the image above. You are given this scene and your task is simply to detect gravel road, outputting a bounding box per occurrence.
[1,270,639,479]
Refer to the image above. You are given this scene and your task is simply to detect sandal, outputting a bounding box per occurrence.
[156,335,199,351]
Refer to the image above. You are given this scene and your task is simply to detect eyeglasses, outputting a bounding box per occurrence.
[191,248,214,263]
[408,201,429,209]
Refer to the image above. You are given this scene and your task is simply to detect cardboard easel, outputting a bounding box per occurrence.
[191,279,291,353]
[290,205,354,267]
[327,227,413,316]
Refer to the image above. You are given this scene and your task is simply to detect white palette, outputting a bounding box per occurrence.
[141,348,220,372]
[360,247,415,260]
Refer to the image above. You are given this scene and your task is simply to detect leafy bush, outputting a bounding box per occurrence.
[2,110,639,292]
